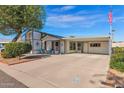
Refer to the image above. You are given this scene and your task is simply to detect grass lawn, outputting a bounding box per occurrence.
[110,61,124,72]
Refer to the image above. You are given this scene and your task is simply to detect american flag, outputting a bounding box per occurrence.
[108,10,112,24]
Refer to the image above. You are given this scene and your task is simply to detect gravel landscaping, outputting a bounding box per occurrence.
[0,69,27,88]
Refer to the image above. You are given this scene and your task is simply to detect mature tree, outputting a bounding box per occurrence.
[0,5,45,42]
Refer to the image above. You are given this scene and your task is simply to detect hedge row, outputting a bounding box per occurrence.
[1,42,32,58]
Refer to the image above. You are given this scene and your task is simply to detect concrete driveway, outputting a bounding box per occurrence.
[0,54,110,88]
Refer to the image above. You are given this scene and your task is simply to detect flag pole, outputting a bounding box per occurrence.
[109,23,112,56]
[109,6,113,56]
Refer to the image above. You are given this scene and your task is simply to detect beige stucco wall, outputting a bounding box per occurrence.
[83,42,88,53]
[64,40,70,53]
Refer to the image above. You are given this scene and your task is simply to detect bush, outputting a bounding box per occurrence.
[111,53,124,62]
[112,47,124,54]
[110,47,124,72]
[1,42,32,58]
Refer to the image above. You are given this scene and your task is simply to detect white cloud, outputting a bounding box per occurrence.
[76,10,99,15]
[114,16,124,22]
[51,6,76,12]
[46,14,106,28]
[61,6,76,11]
[47,15,85,22]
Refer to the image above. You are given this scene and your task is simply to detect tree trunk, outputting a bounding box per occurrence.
[12,31,22,42]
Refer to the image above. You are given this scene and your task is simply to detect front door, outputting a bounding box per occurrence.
[54,41,60,54]
[52,41,54,50]
[44,41,47,50]
[77,42,83,53]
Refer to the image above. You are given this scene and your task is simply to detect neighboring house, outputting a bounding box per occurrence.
[0,39,11,52]
[24,31,111,55]
[112,41,124,47]
[0,39,11,48]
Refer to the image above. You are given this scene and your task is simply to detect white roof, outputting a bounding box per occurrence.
[0,38,11,43]
[62,36,110,41]
[112,42,124,47]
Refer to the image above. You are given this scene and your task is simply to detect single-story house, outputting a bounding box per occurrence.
[24,31,111,55]
[0,39,11,48]
[112,41,124,47]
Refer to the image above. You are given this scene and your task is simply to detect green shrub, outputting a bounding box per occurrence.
[112,47,124,54]
[111,53,124,62]
[110,47,124,72]
[1,42,32,58]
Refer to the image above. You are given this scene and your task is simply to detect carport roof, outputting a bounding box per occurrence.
[62,36,110,41]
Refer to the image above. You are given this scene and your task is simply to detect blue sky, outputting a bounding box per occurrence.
[0,5,124,41]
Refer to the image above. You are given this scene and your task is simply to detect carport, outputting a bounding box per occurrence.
[63,36,110,54]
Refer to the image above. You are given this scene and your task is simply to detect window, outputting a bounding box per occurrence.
[70,42,76,50]
[90,43,101,47]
